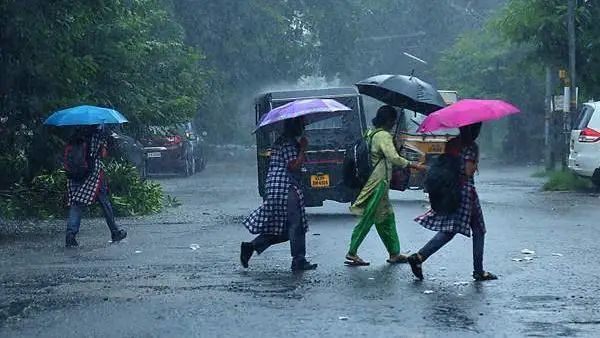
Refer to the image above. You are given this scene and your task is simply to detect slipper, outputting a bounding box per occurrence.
[344,255,370,266]
[386,255,408,264]
[344,260,370,266]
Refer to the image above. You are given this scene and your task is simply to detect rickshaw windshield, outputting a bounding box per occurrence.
[400,110,459,136]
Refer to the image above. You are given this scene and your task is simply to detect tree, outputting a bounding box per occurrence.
[172,0,317,142]
[0,0,205,187]
[497,0,600,96]
[435,25,545,160]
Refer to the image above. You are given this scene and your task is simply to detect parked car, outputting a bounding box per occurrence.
[108,130,147,179]
[569,101,600,187]
[140,122,207,176]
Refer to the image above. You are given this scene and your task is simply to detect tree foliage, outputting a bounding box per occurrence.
[497,0,600,96]
[0,0,204,187]
[435,25,545,160]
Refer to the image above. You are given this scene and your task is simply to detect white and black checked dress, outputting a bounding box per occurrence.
[415,143,485,237]
[243,137,308,236]
[67,132,105,206]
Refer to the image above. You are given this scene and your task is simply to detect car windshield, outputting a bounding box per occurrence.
[401,110,459,136]
[148,124,187,136]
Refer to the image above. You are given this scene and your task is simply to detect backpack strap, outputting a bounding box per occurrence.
[368,129,387,177]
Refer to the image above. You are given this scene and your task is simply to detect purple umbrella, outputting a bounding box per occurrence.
[256,99,351,131]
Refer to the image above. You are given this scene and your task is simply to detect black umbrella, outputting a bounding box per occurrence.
[356,74,446,114]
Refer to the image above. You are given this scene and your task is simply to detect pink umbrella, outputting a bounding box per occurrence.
[417,99,520,133]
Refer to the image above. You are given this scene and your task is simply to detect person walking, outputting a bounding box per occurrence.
[345,105,426,266]
[65,125,127,247]
[240,117,317,272]
[407,122,497,281]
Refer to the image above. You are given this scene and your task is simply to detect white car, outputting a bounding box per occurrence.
[569,101,600,183]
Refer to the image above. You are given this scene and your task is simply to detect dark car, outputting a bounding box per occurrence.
[140,122,206,176]
[255,87,366,207]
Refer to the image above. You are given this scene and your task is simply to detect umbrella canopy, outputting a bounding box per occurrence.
[417,99,520,133]
[256,98,351,131]
[44,105,128,126]
[356,74,446,114]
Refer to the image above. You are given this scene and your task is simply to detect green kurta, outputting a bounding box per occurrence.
[347,128,410,257]
[349,128,409,221]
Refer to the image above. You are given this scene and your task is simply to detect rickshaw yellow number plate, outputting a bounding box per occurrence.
[428,143,444,153]
[310,174,330,188]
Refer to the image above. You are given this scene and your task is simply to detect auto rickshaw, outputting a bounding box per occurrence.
[254,87,366,207]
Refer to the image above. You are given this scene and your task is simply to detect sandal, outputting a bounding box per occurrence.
[473,271,498,281]
[386,254,408,264]
[407,253,424,280]
[344,254,370,266]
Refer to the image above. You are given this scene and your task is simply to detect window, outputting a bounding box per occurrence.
[401,110,459,136]
[575,105,595,130]
[305,115,343,130]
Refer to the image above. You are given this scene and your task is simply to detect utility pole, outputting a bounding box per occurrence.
[565,0,577,170]
[544,66,555,170]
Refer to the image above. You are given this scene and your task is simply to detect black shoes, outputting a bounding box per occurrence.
[66,230,126,247]
[407,253,424,280]
[65,234,78,248]
[240,242,254,268]
[111,229,127,242]
[291,260,318,272]
[473,271,498,281]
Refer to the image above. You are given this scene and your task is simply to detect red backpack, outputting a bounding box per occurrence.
[64,142,90,180]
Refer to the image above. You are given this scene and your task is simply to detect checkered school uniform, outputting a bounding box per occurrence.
[415,143,485,237]
[67,132,106,206]
[243,137,308,235]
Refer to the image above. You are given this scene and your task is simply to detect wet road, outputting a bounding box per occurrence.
[1,157,600,337]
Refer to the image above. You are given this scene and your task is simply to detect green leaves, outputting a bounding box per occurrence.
[0,160,165,220]
[0,0,205,186]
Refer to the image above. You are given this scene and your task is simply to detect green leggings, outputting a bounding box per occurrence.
[348,183,400,256]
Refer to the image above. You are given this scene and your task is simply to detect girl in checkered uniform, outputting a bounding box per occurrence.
[65,126,127,247]
[408,123,497,281]
[241,118,317,271]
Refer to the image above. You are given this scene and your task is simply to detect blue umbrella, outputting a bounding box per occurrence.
[44,105,128,126]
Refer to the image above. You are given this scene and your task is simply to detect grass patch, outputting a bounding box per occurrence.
[531,170,549,178]
[542,170,593,191]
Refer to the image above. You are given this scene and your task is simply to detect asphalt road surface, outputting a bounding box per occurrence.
[1,157,600,337]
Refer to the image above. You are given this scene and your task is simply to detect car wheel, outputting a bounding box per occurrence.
[183,154,195,177]
[195,154,207,172]
[189,156,196,176]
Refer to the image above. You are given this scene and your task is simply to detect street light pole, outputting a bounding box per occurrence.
[564,0,577,169]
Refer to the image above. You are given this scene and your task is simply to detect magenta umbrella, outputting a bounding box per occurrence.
[417,99,520,133]
[255,98,351,131]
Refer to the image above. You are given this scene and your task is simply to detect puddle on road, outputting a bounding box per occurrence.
[511,295,600,337]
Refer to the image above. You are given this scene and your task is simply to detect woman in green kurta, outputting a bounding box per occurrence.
[345,106,427,266]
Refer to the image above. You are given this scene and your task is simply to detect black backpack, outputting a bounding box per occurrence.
[64,141,90,180]
[343,130,383,189]
[424,153,462,215]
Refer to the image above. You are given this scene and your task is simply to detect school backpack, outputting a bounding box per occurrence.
[63,141,90,180]
[424,153,462,215]
[343,130,383,189]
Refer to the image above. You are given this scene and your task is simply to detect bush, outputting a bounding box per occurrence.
[0,160,164,219]
[543,171,593,192]
[0,153,28,190]
[104,161,163,216]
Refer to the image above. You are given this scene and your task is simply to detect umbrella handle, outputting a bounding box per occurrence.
[393,109,404,152]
